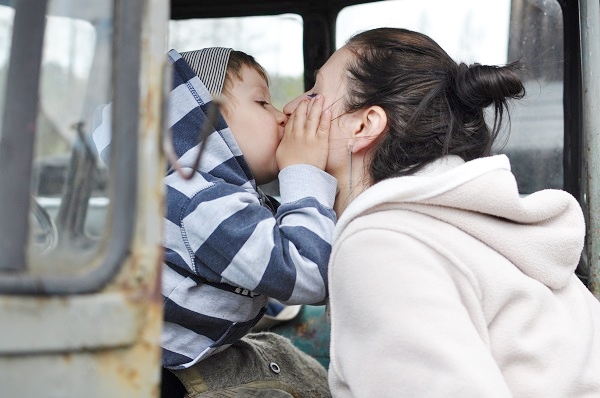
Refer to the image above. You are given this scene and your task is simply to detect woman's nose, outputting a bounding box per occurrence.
[283,93,306,117]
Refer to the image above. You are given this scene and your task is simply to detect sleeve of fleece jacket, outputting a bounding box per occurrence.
[328,229,513,398]
[164,163,337,305]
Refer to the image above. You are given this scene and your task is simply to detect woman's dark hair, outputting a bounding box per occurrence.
[344,27,525,182]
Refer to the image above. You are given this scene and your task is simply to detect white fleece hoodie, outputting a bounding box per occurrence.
[328,154,600,398]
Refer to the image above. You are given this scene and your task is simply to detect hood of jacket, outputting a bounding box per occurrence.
[335,154,585,290]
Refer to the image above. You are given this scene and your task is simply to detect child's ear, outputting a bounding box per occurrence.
[348,106,387,153]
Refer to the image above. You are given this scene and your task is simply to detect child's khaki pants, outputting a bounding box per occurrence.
[171,332,331,398]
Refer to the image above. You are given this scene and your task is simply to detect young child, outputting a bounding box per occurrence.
[160,48,336,397]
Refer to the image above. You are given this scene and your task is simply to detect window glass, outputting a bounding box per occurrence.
[337,0,564,194]
[0,0,113,272]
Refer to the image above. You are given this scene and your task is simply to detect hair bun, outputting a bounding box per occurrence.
[451,62,525,111]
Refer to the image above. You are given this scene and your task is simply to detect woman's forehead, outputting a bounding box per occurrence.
[319,47,353,85]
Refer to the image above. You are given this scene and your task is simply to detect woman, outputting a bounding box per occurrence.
[284,28,600,397]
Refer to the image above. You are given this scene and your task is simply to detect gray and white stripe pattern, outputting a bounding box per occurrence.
[180,47,231,99]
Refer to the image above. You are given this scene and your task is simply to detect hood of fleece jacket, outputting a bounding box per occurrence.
[92,49,256,192]
[336,155,585,290]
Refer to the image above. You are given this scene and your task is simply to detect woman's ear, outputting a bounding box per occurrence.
[349,106,387,153]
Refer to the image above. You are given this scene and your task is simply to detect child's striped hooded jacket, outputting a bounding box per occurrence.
[160,49,337,369]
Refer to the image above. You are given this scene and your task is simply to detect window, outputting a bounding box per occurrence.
[0,0,114,273]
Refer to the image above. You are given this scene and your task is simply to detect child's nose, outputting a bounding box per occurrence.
[275,109,287,127]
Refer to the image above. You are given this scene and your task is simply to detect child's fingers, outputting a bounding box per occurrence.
[277,94,330,171]
[291,98,309,135]
[284,107,296,136]
[316,108,332,139]
[307,94,318,115]
[282,98,309,152]
[305,95,324,134]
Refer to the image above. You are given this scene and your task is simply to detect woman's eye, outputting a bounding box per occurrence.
[256,101,269,107]
[307,93,318,99]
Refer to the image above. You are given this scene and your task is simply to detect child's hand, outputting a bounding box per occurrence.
[276,95,332,171]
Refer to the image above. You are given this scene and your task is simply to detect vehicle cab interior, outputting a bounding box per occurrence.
[0,0,598,397]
